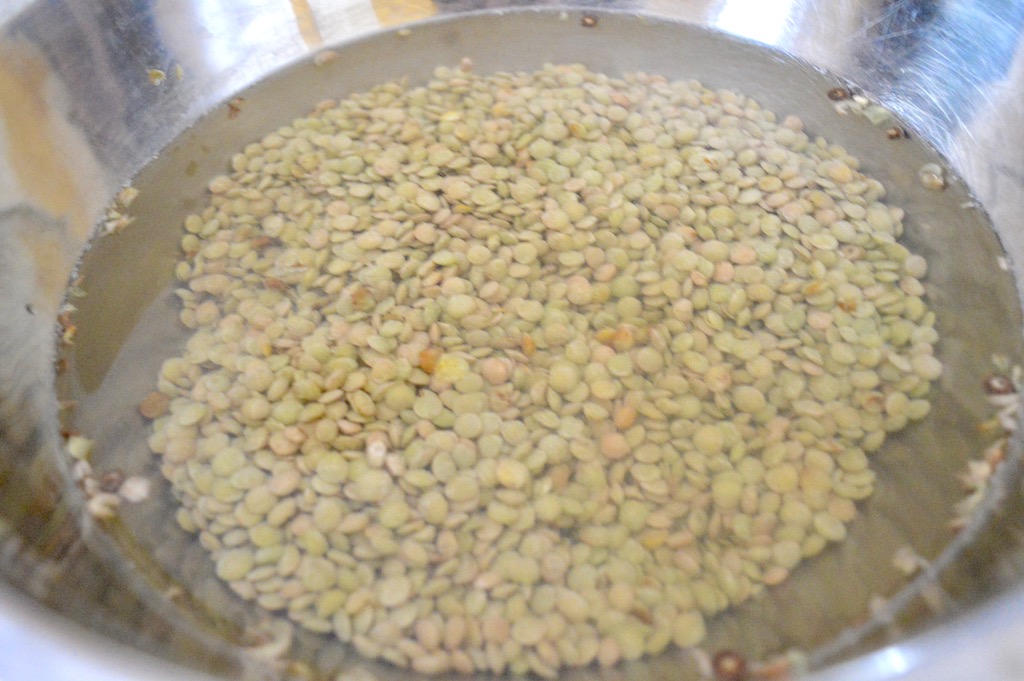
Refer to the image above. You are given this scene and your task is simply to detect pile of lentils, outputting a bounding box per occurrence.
[149,63,942,676]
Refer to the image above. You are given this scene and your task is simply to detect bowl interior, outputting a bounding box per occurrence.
[54,10,1024,680]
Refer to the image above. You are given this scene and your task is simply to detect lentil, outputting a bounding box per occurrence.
[149,63,939,676]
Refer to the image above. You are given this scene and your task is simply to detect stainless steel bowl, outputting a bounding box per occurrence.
[3,2,1024,680]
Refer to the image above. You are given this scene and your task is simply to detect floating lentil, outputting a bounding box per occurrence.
[149,63,940,676]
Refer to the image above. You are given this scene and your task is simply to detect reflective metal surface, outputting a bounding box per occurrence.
[3,1,1024,680]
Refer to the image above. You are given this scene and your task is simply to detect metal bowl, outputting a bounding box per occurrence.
[2,2,1024,680]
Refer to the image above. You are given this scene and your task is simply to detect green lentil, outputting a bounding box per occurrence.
[146,63,940,678]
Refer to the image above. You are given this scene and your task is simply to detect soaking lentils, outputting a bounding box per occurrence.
[149,63,940,676]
